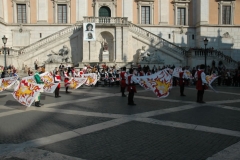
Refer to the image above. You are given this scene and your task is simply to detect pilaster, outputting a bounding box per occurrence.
[76,0,87,22]
[115,27,122,62]
[0,0,3,21]
[122,27,129,62]
[37,0,48,24]
[159,0,169,25]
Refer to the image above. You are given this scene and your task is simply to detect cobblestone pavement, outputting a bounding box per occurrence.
[0,85,240,160]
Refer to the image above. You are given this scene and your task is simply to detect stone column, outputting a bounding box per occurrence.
[122,27,129,62]
[115,27,122,62]
[3,0,8,23]
[37,0,48,23]
[158,0,169,25]
[82,41,90,62]
[0,0,3,21]
[76,0,87,22]
[90,41,97,62]
[122,0,133,22]
[199,0,209,25]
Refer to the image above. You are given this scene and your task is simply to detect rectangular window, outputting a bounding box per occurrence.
[222,6,231,24]
[141,6,150,24]
[17,4,27,23]
[58,4,67,24]
[177,8,186,25]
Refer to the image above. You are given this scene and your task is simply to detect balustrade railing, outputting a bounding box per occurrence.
[191,48,238,66]
[83,17,128,24]
[128,22,186,57]
[18,21,83,55]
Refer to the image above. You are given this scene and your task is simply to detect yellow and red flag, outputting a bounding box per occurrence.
[82,73,98,86]
[12,79,43,107]
[0,76,19,92]
[68,77,87,89]
[133,69,172,98]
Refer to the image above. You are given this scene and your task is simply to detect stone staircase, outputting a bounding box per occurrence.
[128,22,187,61]
[18,21,83,56]
[3,17,237,70]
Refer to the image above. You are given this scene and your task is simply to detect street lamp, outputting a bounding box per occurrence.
[204,37,208,69]
[2,35,8,78]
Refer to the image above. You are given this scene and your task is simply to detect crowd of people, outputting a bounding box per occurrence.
[0,65,18,78]
[1,60,240,106]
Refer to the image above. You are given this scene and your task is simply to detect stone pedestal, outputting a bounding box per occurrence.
[102,51,109,62]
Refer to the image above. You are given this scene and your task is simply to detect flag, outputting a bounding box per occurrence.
[68,77,87,89]
[184,70,193,79]
[133,69,172,98]
[82,73,98,86]
[12,79,43,107]
[172,67,182,78]
[0,76,19,92]
[206,74,219,92]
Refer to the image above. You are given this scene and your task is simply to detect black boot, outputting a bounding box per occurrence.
[35,101,41,107]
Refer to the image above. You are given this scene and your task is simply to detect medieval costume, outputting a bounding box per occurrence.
[120,67,127,97]
[179,67,188,96]
[54,71,61,98]
[127,68,136,105]
[64,70,71,93]
[34,67,44,107]
[195,64,208,103]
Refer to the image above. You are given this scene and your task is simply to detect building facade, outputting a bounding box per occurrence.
[0,0,239,69]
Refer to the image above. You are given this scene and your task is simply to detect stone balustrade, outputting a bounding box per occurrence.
[190,48,238,66]
[18,22,83,55]
[128,22,186,57]
[83,17,128,24]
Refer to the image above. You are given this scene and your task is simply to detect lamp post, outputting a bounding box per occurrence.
[2,35,8,78]
[203,37,208,69]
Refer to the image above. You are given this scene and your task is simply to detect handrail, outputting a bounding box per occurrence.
[191,48,238,66]
[128,22,187,57]
[18,21,83,55]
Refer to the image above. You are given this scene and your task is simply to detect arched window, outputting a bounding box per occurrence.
[99,6,111,17]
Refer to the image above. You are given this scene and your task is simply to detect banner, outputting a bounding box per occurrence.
[82,73,98,86]
[184,70,193,79]
[133,69,172,98]
[40,72,58,93]
[0,76,19,92]
[22,74,58,93]
[172,67,182,77]
[206,74,219,92]
[12,79,43,107]
[83,23,96,41]
[68,77,87,89]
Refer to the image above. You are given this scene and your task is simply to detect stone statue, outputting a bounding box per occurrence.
[44,45,71,64]
[102,39,108,52]
[138,46,164,64]
[138,46,150,63]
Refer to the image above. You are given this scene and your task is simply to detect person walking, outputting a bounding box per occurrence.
[179,67,188,96]
[195,64,208,103]
[34,67,44,107]
[64,68,71,93]
[120,67,127,97]
[127,68,136,105]
[54,71,61,98]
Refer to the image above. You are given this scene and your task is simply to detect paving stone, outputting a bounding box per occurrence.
[151,106,240,131]
[0,111,111,144]
[49,96,185,115]
[222,102,240,108]
[39,121,240,160]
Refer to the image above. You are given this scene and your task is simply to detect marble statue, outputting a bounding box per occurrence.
[44,45,71,63]
[138,46,164,64]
